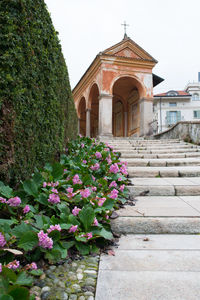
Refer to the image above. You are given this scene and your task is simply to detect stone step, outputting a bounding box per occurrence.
[128,177,200,196]
[128,166,200,177]
[120,148,200,154]
[113,145,199,151]
[121,152,200,158]
[111,195,200,234]
[123,157,200,167]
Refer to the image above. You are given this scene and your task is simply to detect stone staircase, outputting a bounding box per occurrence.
[96,139,200,300]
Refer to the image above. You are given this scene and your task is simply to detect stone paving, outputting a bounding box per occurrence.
[95,139,200,300]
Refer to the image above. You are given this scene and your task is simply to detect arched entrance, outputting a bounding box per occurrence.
[112,76,141,137]
[113,97,124,137]
[89,84,99,137]
[78,97,86,136]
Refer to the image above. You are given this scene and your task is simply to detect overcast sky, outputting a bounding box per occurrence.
[45,0,200,94]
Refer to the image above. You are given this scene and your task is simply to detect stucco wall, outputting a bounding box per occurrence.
[153,121,200,144]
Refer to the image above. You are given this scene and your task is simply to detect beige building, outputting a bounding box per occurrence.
[72,36,163,138]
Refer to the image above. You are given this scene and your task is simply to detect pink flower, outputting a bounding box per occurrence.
[92,176,96,181]
[67,187,73,193]
[0,197,6,203]
[0,263,2,273]
[83,160,87,164]
[120,184,125,192]
[109,163,119,174]
[66,148,68,152]
[106,157,112,164]
[64,169,67,173]
[25,262,38,270]
[81,143,85,148]
[7,196,21,207]
[48,193,60,204]
[109,181,117,188]
[98,197,106,207]
[104,148,110,152]
[95,152,102,159]
[72,206,81,216]
[91,186,97,192]
[105,215,109,219]
[80,188,91,198]
[86,232,93,240]
[73,174,82,185]
[69,225,78,233]
[51,188,58,194]
[120,166,128,175]
[90,163,100,171]
[43,182,47,188]
[0,233,6,247]
[30,262,37,270]
[93,217,99,226]
[118,177,122,182]
[109,189,119,199]
[47,224,61,233]
[7,260,20,270]
[23,205,30,214]
[38,231,53,249]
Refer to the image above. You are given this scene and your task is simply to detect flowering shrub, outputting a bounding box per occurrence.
[0,136,129,298]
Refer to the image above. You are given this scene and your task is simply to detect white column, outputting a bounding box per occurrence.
[124,111,128,137]
[139,98,153,136]
[98,94,113,138]
[86,109,91,137]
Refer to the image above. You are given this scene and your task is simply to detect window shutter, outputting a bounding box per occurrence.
[177,111,181,122]
[197,111,200,119]
[166,111,170,125]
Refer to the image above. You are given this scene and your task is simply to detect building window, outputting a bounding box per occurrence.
[166,111,181,126]
[193,110,200,119]
[167,90,178,96]
[192,93,199,101]
[169,102,177,107]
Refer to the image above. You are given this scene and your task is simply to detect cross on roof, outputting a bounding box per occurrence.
[121,21,129,38]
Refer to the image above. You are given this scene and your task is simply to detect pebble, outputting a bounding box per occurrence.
[32,255,99,299]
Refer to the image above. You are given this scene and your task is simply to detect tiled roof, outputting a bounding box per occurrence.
[154,90,191,97]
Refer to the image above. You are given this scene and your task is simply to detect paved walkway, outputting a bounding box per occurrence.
[96,139,200,300]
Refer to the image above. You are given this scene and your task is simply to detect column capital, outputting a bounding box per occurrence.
[98,93,113,100]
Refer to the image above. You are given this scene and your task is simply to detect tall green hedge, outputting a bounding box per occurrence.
[0,0,78,186]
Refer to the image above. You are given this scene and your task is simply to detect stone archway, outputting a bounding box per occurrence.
[112,76,142,137]
[89,83,99,138]
[78,97,86,136]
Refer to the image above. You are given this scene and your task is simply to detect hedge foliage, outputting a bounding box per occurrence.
[0,0,78,186]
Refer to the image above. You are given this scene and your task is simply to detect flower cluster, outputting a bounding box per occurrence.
[43,181,59,188]
[109,163,119,174]
[80,188,91,198]
[73,174,82,185]
[90,163,100,171]
[23,205,30,214]
[0,232,6,247]
[7,197,21,207]
[95,152,102,159]
[47,224,61,233]
[7,260,20,270]
[38,231,53,249]
[72,206,81,216]
[48,193,60,204]
[69,225,78,233]
[109,189,119,199]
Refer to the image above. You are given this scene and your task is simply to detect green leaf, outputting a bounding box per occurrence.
[32,172,43,187]
[60,224,71,230]
[79,206,95,231]
[75,236,87,242]
[48,230,61,243]
[23,180,38,197]
[15,271,33,286]
[68,214,80,226]
[0,219,14,226]
[9,286,29,300]
[75,242,90,255]
[99,228,113,240]
[61,241,75,250]
[12,223,33,238]
[29,269,43,277]
[57,203,70,215]
[51,162,63,180]
[18,231,38,251]
[45,249,61,263]
[103,198,115,210]
[0,182,13,198]
[0,295,14,300]
[35,193,48,205]
[1,267,17,283]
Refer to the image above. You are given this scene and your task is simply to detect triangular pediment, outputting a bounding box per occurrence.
[102,37,157,62]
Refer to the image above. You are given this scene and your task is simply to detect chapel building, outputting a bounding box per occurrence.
[73,35,163,138]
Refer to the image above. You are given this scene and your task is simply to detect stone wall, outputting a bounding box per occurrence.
[153,121,200,144]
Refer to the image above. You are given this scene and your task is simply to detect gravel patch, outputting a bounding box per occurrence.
[30,255,99,300]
